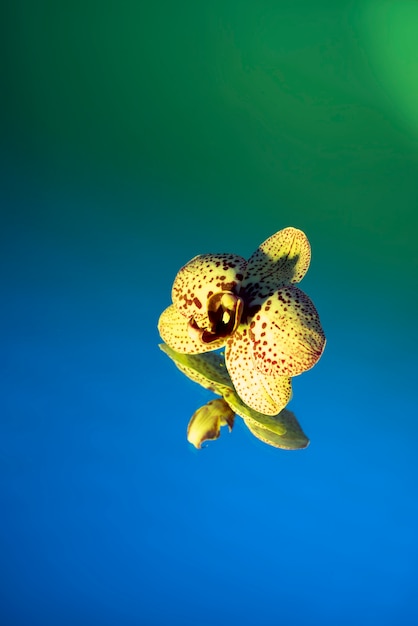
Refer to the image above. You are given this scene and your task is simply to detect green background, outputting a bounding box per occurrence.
[2,1,418,624]
[4,1,418,329]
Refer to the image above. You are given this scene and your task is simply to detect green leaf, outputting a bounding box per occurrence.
[222,388,286,435]
[243,409,309,450]
[159,343,232,394]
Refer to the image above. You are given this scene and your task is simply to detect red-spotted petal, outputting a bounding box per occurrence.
[242,227,311,301]
[225,325,293,415]
[158,305,226,354]
[172,253,247,324]
[249,285,326,377]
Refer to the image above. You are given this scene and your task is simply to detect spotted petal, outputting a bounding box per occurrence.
[158,305,226,354]
[172,253,247,325]
[225,325,293,415]
[249,286,326,377]
[241,227,311,301]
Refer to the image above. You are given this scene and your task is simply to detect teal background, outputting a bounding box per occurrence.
[2,1,418,625]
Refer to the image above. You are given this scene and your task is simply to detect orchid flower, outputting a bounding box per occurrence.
[158,227,325,417]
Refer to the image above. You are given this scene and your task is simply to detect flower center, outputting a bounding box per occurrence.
[188,292,243,344]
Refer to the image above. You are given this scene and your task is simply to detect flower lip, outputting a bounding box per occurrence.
[191,292,244,344]
[208,292,243,333]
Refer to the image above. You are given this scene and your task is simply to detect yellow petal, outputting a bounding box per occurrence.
[249,286,326,377]
[261,373,293,408]
[243,409,309,450]
[172,253,247,325]
[158,305,226,354]
[242,227,311,300]
[225,325,293,415]
[187,398,235,449]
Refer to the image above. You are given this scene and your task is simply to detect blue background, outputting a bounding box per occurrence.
[2,2,418,625]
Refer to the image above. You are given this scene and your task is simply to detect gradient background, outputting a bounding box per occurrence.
[2,2,418,625]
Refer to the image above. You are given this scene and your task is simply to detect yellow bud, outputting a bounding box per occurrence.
[187,399,235,449]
